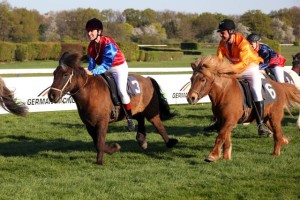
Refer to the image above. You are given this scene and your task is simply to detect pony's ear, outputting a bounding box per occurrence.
[59,52,70,65]
[191,63,197,70]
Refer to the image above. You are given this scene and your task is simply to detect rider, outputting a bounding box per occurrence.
[85,18,135,132]
[206,19,268,136]
[247,33,286,83]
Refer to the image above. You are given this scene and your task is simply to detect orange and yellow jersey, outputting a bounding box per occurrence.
[217,32,263,73]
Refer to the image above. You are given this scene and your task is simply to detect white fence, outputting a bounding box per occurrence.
[0,68,209,114]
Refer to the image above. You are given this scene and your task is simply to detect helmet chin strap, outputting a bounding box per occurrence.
[92,30,101,42]
[226,30,234,43]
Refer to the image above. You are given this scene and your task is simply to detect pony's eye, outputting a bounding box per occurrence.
[63,73,69,77]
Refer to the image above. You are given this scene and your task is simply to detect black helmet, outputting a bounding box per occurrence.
[247,33,261,43]
[217,19,235,32]
[86,18,103,31]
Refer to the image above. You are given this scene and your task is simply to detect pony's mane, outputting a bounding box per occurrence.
[59,52,82,69]
[59,52,87,77]
[193,55,238,77]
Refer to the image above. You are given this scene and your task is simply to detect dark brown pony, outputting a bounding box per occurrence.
[0,77,28,116]
[186,55,300,162]
[292,52,300,75]
[48,52,178,165]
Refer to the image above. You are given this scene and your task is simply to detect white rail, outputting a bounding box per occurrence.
[0,67,193,74]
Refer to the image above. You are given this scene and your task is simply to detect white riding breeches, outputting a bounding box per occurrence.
[108,62,130,104]
[241,63,263,102]
[270,66,285,83]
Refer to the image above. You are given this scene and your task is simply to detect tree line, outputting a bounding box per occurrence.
[0,1,299,44]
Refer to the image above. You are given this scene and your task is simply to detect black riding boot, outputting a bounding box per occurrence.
[125,108,135,132]
[204,117,220,132]
[254,101,269,136]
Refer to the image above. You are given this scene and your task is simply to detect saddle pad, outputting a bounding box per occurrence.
[238,79,277,109]
[101,73,141,106]
[127,75,141,96]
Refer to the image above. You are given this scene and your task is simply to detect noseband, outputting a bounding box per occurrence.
[50,69,89,99]
[191,75,215,99]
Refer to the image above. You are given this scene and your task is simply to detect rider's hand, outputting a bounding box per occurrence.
[84,68,92,75]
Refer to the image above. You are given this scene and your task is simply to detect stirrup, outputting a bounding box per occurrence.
[204,121,218,132]
[258,124,273,137]
[127,118,135,132]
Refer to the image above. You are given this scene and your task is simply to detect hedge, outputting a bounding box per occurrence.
[0,42,16,62]
[138,50,184,62]
[261,38,281,53]
[0,41,185,63]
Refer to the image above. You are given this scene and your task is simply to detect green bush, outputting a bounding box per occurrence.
[15,44,29,61]
[261,38,281,53]
[61,43,85,56]
[117,41,139,62]
[49,43,62,60]
[140,51,183,62]
[293,41,300,46]
[0,42,16,62]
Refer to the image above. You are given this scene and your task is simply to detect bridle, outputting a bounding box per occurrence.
[191,72,215,99]
[50,67,89,99]
[190,56,215,98]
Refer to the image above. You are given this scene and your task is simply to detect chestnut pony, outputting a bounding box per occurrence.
[48,52,178,165]
[0,77,28,116]
[187,55,300,162]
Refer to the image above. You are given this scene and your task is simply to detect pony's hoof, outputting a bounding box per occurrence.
[107,143,121,155]
[136,132,148,150]
[204,156,216,162]
[166,138,178,148]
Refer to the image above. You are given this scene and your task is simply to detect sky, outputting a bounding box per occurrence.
[5,0,300,15]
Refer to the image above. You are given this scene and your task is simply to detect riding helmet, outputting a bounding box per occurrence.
[217,19,235,32]
[247,33,261,43]
[86,18,103,31]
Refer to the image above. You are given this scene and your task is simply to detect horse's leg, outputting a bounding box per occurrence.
[269,110,289,156]
[205,121,235,162]
[85,125,97,146]
[297,108,300,130]
[87,121,120,165]
[149,115,178,148]
[135,113,148,149]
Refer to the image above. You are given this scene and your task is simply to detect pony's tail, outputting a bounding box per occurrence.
[282,83,300,108]
[150,77,176,120]
[0,78,28,117]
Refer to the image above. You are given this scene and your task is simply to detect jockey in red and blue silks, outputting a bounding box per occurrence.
[86,18,135,132]
[247,33,286,83]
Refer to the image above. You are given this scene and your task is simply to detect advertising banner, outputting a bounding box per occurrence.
[0,74,210,114]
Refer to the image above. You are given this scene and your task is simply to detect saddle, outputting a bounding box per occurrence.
[263,68,294,84]
[237,78,277,123]
[101,72,141,106]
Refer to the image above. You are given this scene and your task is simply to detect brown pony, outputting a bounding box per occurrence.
[0,77,28,116]
[186,55,300,162]
[48,52,178,165]
[292,52,300,75]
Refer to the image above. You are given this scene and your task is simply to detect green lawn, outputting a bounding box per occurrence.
[0,104,299,200]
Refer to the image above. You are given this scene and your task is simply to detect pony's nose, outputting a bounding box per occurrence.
[187,94,198,105]
[48,91,56,102]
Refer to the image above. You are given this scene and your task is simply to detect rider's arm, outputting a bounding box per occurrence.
[91,43,117,76]
[87,56,96,71]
